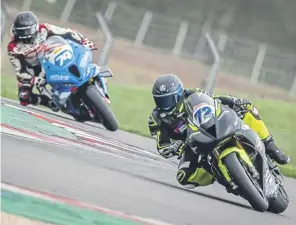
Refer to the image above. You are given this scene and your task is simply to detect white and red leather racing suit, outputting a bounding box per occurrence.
[7,23,95,106]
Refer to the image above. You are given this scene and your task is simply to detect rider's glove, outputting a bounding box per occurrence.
[159,140,186,158]
[173,140,186,155]
[171,140,186,156]
[81,38,96,50]
[233,98,252,118]
[33,76,47,88]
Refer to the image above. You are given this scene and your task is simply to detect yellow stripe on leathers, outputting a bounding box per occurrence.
[215,102,222,117]
[156,131,165,149]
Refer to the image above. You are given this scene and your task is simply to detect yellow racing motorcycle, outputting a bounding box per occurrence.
[183,92,289,213]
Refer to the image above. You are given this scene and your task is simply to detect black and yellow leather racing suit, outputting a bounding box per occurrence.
[148,88,290,189]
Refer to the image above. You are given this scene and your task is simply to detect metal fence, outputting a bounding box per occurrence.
[1,0,9,42]
[4,0,296,96]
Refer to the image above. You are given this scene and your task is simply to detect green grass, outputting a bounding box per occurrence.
[1,75,295,177]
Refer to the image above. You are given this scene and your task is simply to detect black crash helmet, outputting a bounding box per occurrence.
[152,74,184,114]
[12,11,39,44]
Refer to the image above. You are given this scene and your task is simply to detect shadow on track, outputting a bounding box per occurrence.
[107,168,292,218]
[105,167,253,210]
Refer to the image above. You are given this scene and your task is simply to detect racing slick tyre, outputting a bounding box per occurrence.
[84,85,119,131]
[223,152,269,212]
[267,184,289,214]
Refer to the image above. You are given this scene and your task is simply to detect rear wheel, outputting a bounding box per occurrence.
[223,152,269,212]
[84,85,119,131]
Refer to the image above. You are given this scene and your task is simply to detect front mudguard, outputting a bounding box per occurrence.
[218,146,254,183]
[234,128,279,199]
[89,64,112,99]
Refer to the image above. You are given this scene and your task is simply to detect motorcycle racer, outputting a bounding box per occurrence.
[7,11,109,109]
[148,74,291,189]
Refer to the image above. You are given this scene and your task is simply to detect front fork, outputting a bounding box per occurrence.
[93,76,111,104]
[97,76,109,98]
[57,91,95,120]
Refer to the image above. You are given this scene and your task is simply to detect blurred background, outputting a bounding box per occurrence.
[1,0,296,101]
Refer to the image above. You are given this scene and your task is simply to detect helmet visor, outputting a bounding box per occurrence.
[154,93,179,112]
[13,24,38,39]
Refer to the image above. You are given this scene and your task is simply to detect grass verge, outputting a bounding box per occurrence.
[1,75,295,178]
[1,212,52,225]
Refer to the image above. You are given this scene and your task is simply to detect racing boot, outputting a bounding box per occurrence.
[48,100,60,112]
[263,135,290,165]
[31,93,59,111]
[35,85,60,111]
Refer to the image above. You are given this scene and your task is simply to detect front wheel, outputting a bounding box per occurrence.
[267,184,289,214]
[223,152,269,212]
[84,85,119,131]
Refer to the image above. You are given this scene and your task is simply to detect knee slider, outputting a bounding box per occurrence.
[18,91,30,102]
[176,169,189,185]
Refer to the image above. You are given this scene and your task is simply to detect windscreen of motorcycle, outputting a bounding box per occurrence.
[39,35,74,68]
[192,103,215,130]
[186,93,216,131]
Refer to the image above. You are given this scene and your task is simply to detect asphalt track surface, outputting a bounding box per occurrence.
[1,98,296,225]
